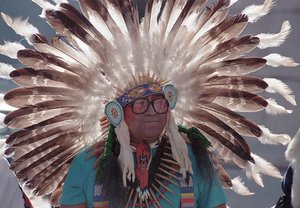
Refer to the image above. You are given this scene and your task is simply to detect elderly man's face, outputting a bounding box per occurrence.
[124,94,169,142]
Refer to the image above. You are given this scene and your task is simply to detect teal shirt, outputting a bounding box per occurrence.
[61,145,227,208]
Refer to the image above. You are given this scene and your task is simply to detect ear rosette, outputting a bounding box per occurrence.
[163,84,177,110]
[105,101,123,127]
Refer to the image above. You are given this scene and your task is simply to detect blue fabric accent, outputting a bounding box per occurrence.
[60,145,227,208]
[116,83,163,107]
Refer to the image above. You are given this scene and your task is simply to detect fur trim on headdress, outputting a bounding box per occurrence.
[165,112,192,178]
[115,119,135,187]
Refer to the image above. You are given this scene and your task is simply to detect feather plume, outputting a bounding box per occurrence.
[242,0,275,23]
[259,125,291,145]
[257,20,291,49]
[0,41,25,59]
[0,13,39,44]
[264,78,296,106]
[0,62,15,79]
[251,153,282,179]
[0,93,16,112]
[265,98,292,115]
[0,113,6,129]
[264,53,299,67]
[198,103,262,138]
[231,177,254,195]
[0,139,6,159]
[31,0,55,10]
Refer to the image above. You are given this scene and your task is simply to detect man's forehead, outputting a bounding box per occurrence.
[143,94,164,100]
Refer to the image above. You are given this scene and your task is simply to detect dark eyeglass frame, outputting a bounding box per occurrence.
[129,97,169,114]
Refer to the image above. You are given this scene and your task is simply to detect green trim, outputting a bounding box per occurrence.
[96,124,116,181]
[178,125,211,148]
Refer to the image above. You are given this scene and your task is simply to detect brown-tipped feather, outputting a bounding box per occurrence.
[207,35,259,62]
[198,58,266,77]
[198,88,268,112]
[193,108,251,155]
[10,68,84,88]
[17,49,84,76]
[194,122,254,163]
[205,76,268,93]
[198,103,262,137]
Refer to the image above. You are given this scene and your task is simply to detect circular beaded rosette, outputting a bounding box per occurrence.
[105,101,124,126]
[163,84,177,110]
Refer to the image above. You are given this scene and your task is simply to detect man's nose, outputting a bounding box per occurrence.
[145,103,156,115]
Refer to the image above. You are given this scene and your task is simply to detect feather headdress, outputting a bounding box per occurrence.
[0,0,298,205]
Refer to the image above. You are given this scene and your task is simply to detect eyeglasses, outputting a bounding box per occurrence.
[130,98,169,114]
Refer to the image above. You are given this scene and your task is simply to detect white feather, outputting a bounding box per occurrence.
[229,0,239,7]
[0,62,15,79]
[242,0,275,23]
[244,153,282,187]
[0,139,5,159]
[31,0,55,10]
[264,78,296,106]
[22,185,51,208]
[251,153,282,179]
[259,125,291,145]
[231,177,254,195]
[0,113,6,129]
[265,98,292,115]
[0,93,16,112]
[257,21,291,49]
[1,13,39,44]
[264,53,299,67]
[0,41,25,59]
[245,162,264,187]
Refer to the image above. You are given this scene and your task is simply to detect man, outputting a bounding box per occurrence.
[0,0,297,208]
[60,87,227,208]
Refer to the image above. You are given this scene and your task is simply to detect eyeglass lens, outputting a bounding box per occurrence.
[132,98,168,114]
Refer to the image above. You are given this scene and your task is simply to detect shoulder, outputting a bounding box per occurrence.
[68,147,96,176]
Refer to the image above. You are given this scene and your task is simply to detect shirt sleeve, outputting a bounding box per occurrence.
[187,143,227,208]
[60,153,87,205]
[197,167,227,208]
